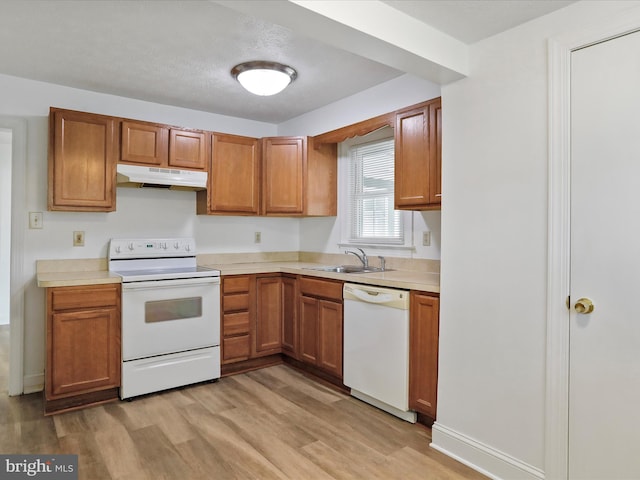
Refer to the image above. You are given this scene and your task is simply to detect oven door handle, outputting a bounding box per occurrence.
[121,277,220,290]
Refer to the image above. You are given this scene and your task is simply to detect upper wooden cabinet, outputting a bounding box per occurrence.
[48,108,117,212]
[262,136,337,217]
[120,120,168,166]
[120,120,208,171]
[199,134,337,217]
[262,136,305,215]
[169,128,208,170]
[395,97,442,210]
[197,133,260,215]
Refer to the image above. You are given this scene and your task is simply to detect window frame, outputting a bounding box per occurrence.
[338,127,413,250]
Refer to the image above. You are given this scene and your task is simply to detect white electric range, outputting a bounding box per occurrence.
[108,238,221,399]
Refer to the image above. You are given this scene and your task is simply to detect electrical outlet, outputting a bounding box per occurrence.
[73,231,85,247]
[29,212,43,229]
[254,231,261,243]
[422,231,431,246]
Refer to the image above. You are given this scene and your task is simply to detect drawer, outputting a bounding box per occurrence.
[223,275,250,294]
[223,293,250,312]
[223,312,250,336]
[223,335,250,363]
[50,284,120,311]
[299,277,343,302]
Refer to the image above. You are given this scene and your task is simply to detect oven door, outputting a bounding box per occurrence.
[121,277,220,361]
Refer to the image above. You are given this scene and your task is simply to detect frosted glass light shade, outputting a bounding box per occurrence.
[231,61,297,96]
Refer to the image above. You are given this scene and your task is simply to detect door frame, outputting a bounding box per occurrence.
[546,9,640,478]
[0,116,27,396]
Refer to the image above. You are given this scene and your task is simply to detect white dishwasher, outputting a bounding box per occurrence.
[343,283,416,423]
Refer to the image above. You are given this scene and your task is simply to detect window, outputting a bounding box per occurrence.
[347,137,404,244]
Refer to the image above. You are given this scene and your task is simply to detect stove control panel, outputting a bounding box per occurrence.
[109,238,196,259]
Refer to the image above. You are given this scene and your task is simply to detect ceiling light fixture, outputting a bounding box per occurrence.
[231,61,297,96]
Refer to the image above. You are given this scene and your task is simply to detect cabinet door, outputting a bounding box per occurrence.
[408,292,440,418]
[299,296,319,364]
[262,136,305,215]
[281,276,298,357]
[429,99,442,204]
[48,108,117,211]
[306,137,337,216]
[202,133,260,215]
[47,307,120,398]
[394,98,441,210]
[169,128,208,170]
[120,120,168,166]
[254,276,283,355]
[318,300,343,378]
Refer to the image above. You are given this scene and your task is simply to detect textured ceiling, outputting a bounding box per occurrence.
[0,0,576,123]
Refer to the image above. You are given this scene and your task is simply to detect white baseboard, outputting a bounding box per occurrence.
[22,373,44,394]
[431,422,545,480]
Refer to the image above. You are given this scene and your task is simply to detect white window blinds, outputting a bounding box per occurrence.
[348,138,403,244]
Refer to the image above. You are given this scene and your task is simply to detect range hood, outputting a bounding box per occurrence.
[116,164,207,191]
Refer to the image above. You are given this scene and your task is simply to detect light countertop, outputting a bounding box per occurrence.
[203,261,439,293]
[36,258,121,288]
[36,255,440,293]
[36,270,122,288]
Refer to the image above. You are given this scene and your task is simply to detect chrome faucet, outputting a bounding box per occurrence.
[345,247,368,268]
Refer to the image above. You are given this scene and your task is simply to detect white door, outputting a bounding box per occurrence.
[570,30,640,478]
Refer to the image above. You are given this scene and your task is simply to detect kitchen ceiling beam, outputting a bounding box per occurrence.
[213,0,469,85]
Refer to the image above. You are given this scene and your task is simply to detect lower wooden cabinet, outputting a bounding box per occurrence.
[254,275,283,356]
[220,273,342,382]
[221,273,288,366]
[281,275,298,357]
[298,276,343,379]
[221,275,253,364]
[408,291,440,420]
[45,283,121,414]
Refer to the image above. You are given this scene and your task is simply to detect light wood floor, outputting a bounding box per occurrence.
[0,329,486,479]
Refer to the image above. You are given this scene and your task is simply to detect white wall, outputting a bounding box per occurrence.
[277,74,441,137]
[434,1,640,477]
[0,129,10,325]
[281,74,442,259]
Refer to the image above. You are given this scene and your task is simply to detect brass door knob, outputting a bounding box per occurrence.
[574,298,595,314]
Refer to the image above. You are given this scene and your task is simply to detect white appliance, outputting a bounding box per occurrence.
[343,283,416,423]
[108,238,220,399]
[116,163,207,190]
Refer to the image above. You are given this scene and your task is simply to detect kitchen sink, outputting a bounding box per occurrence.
[305,265,392,274]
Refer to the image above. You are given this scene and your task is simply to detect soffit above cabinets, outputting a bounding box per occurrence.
[0,0,575,123]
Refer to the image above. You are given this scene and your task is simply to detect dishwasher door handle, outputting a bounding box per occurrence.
[348,288,394,304]
[343,284,409,309]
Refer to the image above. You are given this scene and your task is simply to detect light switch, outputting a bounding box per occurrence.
[422,231,431,246]
[29,212,43,229]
